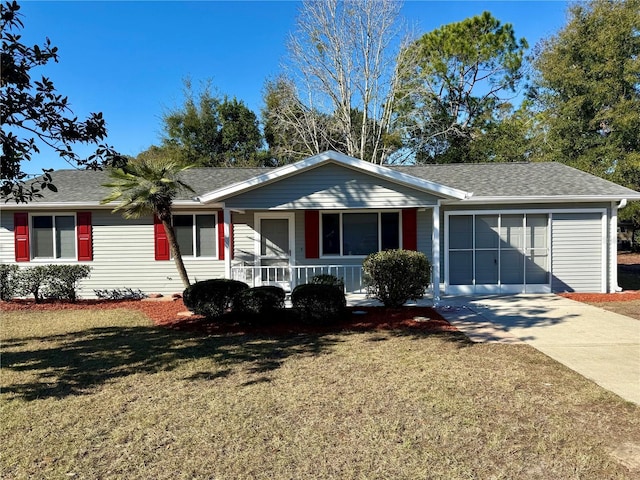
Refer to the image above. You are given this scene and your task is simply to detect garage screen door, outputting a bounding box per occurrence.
[447,213,550,294]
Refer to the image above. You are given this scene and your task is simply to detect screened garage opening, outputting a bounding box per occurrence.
[446,213,551,294]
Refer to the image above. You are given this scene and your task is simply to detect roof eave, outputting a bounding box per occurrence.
[446,194,640,204]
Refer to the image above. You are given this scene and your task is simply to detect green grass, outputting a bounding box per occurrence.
[2,309,640,479]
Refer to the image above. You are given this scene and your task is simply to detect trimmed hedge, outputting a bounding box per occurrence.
[42,265,92,302]
[291,283,346,325]
[362,249,431,308]
[183,279,249,319]
[309,273,345,292]
[232,285,285,316]
[3,264,92,303]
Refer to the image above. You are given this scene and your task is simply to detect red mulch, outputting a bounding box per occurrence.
[560,291,640,303]
[0,298,456,336]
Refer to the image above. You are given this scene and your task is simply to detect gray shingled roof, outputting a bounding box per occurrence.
[14,161,640,204]
[390,162,640,198]
[24,167,269,203]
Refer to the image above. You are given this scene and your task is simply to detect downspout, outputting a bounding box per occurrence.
[611,199,627,292]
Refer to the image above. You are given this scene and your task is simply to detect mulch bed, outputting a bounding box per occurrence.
[0,298,456,335]
[560,291,640,302]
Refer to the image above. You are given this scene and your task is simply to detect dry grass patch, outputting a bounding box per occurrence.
[586,300,640,320]
[2,309,640,479]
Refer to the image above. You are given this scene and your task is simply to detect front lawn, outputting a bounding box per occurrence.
[2,308,639,479]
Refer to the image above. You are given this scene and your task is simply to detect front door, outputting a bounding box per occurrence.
[255,213,295,289]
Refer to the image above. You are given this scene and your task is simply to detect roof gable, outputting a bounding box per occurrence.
[197,151,470,204]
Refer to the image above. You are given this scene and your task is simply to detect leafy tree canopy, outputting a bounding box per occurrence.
[161,79,267,167]
[1,0,124,203]
[395,11,528,163]
[529,0,640,223]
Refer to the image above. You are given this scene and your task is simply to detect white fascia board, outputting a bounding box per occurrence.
[443,194,640,205]
[197,150,471,203]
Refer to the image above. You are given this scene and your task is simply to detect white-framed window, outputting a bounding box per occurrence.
[321,211,400,257]
[173,213,217,258]
[31,214,76,259]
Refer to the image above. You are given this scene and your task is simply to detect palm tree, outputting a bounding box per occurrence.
[101,156,195,288]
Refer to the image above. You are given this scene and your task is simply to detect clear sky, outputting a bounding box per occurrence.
[16,0,569,174]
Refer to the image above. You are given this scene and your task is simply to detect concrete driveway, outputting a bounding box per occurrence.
[436,294,640,405]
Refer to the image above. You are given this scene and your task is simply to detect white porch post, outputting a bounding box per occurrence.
[224,207,231,279]
[610,201,619,292]
[432,202,441,304]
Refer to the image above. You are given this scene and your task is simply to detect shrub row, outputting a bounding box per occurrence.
[0,264,92,302]
[182,274,347,325]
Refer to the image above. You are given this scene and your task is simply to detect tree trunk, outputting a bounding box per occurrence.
[162,219,191,288]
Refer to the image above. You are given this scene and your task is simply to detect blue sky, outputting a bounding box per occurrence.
[17,1,569,173]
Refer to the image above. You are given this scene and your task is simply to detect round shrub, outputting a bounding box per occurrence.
[291,283,346,325]
[362,249,431,308]
[309,273,345,292]
[232,285,285,316]
[183,279,249,319]
[0,264,19,301]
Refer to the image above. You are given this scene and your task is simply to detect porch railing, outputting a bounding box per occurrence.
[230,264,367,293]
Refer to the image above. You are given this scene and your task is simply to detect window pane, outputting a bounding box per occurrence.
[501,249,524,284]
[475,250,498,284]
[55,216,76,258]
[449,216,472,249]
[381,212,399,250]
[261,218,289,257]
[450,251,473,285]
[173,215,193,256]
[526,214,548,249]
[500,215,523,249]
[322,213,340,255]
[32,216,54,258]
[343,213,377,255]
[526,253,549,284]
[196,215,216,257]
[475,215,499,248]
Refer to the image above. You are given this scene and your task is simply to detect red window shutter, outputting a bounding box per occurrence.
[402,209,417,251]
[217,212,225,260]
[76,212,93,261]
[154,215,170,260]
[217,212,233,260]
[14,212,30,262]
[305,210,320,258]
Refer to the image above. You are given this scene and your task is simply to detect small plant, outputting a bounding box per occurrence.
[42,265,92,302]
[362,249,431,308]
[309,273,345,292]
[183,278,249,319]
[0,264,20,301]
[232,285,285,316]
[94,287,147,300]
[291,283,346,325]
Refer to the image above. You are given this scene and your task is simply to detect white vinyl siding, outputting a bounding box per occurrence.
[551,212,604,292]
[0,210,227,298]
